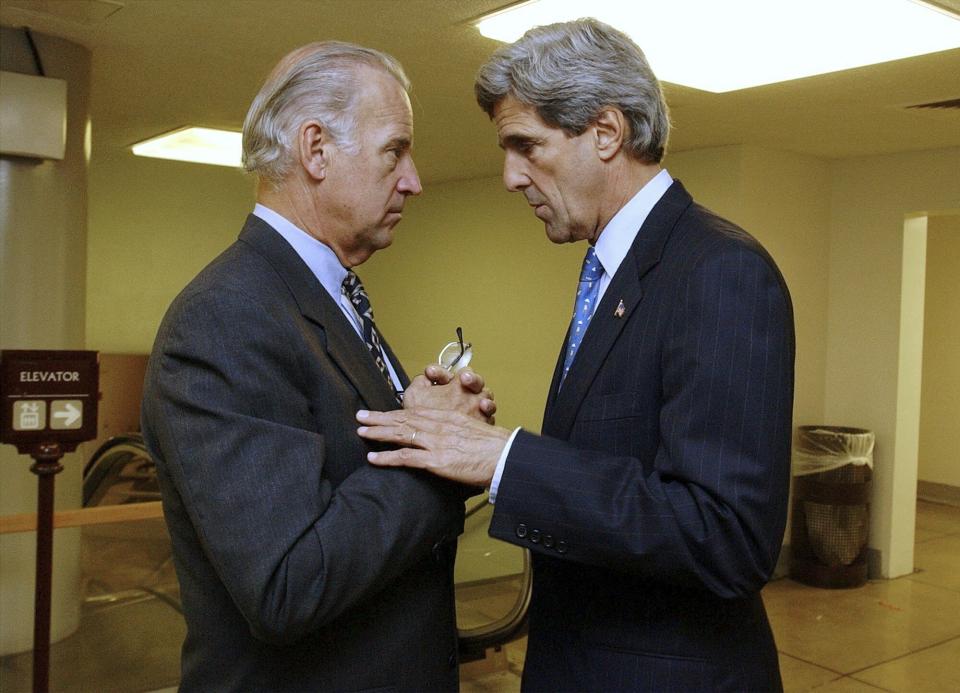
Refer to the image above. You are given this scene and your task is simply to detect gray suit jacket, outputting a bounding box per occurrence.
[142,215,464,692]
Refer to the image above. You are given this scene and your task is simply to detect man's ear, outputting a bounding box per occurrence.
[593,107,626,162]
[299,120,327,180]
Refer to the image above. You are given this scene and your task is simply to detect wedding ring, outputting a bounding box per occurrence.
[410,430,418,444]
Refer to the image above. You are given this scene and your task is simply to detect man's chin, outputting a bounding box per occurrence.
[543,223,571,245]
[372,237,394,255]
[375,227,396,251]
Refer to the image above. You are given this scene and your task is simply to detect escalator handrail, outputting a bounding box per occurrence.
[83,432,154,507]
[82,432,146,478]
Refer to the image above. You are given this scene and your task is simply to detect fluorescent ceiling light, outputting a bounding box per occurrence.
[131,126,242,167]
[476,0,960,92]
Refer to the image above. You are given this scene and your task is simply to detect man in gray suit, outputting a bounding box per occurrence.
[142,42,491,692]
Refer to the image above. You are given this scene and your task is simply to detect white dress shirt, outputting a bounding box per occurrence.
[252,203,403,392]
[489,169,674,502]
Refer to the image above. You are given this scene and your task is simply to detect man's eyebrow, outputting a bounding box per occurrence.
[499,133,536,150]
[385,136,412,150]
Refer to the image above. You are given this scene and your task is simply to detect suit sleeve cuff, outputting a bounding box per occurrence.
[488,427,522,504]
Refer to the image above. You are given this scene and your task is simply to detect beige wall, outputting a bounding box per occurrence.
[667,145,832,430]
[919,214,960,488]
[86,149,254,354]
[85,141,960,579]
[826,147,960,576]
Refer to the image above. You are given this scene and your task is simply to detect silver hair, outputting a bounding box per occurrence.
[475,18,670,163]
[242,41,410,185]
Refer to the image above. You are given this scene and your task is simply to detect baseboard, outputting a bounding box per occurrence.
[917,480,960,507]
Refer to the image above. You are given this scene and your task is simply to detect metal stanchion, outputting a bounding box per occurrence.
[30,443,65,693]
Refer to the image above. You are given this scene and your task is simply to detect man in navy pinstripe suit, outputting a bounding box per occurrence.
[359,18,794,692]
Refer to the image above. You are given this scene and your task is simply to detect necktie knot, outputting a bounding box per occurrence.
[579,246,602,282]
[342,269,366,304]
[343,270,376,320]
[342,269,360,294]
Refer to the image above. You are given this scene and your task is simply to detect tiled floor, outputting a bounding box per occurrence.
[460,500,960,693]
[1,500,957,692]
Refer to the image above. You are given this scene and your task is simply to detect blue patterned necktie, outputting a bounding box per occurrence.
[342,270,396,393]
[561,246,603,383]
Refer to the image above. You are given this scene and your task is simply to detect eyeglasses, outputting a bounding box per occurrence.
[438,326,473,373]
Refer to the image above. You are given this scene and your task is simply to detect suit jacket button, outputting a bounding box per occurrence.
[543,533,554,548]
[529,529,541,544]
[516,523,528,539]
[557,540,569,554]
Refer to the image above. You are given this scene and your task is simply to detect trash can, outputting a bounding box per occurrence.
[789,425,874,588]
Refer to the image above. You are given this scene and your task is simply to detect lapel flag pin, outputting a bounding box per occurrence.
[614,299,626,318]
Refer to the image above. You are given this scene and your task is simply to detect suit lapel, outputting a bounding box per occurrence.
[543,181,693,439]
[238,215,402,412]
[380,337,410,390]
[542,324,570,425]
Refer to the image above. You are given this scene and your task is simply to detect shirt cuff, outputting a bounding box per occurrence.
[488,427,521,505]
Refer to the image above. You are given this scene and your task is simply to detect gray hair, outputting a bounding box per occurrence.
[242,41,410,185]
[475,18,669,163]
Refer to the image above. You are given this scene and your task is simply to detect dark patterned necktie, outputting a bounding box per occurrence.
[341,270,395,392]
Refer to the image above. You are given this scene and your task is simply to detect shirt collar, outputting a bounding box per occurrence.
[594,169,673,278]
[252,203,347,299]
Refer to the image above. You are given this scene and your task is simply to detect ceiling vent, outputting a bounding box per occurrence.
[3,0,124,26]
[905,98,960,110]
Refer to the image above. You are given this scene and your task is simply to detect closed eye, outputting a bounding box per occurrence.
[500,135,538,155]
[385,137,411,155]
[383,140,411,169]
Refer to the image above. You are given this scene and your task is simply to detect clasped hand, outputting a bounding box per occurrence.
[402,365,496,423]
[357,365,510,487]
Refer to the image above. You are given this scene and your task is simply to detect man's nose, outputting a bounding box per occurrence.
[502,151,528,192]
[398,155,422,196]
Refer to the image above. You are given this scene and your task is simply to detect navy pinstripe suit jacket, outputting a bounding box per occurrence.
[491,180,795,692]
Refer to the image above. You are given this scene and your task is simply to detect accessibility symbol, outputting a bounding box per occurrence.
[50,400,83,430]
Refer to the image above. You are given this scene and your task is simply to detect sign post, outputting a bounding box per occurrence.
[1,350,99,693]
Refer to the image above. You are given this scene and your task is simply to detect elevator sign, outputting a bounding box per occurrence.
[0,350,99,454]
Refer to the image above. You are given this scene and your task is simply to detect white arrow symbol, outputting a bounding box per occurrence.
[53,403,81,426]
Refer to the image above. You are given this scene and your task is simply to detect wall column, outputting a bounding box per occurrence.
[0,27,90,655]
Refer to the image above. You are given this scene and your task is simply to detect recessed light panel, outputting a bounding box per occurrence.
[476,0,960,92]
[131,127,242,168]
